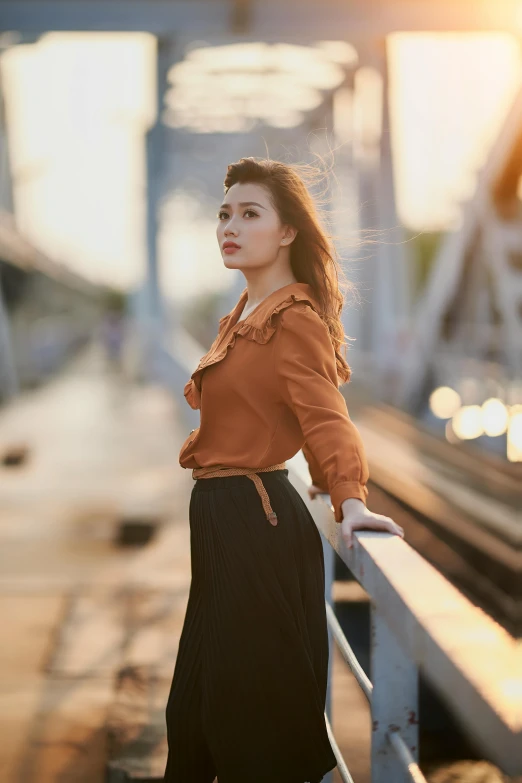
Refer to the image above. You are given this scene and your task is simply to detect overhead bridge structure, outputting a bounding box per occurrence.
[0,2,520,781]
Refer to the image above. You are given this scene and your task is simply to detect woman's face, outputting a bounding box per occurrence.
[216,182,295,271]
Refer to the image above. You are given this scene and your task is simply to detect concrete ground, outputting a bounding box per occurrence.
[0,344,371,783]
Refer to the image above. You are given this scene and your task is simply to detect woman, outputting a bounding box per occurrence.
[163,157,404,783]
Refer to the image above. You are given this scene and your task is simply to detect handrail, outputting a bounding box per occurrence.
[324,601,425,782]
[387,730,428,783]
[287,457,521,780]
[324,712,355,783]
[324,602,372,703]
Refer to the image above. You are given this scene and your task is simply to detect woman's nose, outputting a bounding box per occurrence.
[224,217,238,233]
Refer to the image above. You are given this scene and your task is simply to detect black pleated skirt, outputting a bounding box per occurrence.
[163,468,337,783]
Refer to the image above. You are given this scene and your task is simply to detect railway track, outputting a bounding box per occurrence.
[348,401,521,636]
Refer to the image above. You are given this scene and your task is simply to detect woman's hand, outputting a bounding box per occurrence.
[307,484,327,500]
[307,487,404,549]
[340,497,404,549]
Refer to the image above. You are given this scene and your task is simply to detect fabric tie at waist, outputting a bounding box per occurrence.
[192,463,286,525]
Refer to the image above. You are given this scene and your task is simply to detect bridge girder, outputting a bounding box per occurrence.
[0,0,521,39]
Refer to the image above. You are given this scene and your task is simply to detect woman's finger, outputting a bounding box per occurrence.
[378,517,404,537]
[308,485,322,500]
[386,519,404,537]
[352,517,391,533]
[346,517,404,539]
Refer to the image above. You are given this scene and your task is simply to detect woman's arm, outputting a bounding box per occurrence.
[274,304,369,523]
[275,304,404,546]
[301,440,329,493]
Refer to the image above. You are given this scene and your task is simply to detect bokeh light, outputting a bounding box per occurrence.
[429,386,462,419]
[451,405,485,440]
[481,397,509,437]
[507,404,522,460]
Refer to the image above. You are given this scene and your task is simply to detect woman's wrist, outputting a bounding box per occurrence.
[341,497,366,520]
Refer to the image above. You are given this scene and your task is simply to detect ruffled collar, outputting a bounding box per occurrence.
[184,282,321,409]
[223,281,321,342]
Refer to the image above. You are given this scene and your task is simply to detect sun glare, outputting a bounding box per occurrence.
[1,31,521,295]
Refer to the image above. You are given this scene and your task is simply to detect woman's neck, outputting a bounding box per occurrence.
[241,275,299,313]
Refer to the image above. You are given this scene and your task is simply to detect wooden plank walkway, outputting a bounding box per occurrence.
[0,345,371,783]
[0,346,191,782]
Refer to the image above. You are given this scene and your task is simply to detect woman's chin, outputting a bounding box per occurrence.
[223,258,245,270]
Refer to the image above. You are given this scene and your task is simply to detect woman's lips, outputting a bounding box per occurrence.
[223,245,241,254]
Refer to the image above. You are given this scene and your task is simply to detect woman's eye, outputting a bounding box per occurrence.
[217,209,257,219]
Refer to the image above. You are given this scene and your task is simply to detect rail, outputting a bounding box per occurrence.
[287,457,521,782]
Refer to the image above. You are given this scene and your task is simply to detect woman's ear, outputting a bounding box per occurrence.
[281,225,298,245]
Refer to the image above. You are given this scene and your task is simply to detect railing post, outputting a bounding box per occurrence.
[370,603,419,783]
[0,275,18,401]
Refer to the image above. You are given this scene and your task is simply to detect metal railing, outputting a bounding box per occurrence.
[287,457,521,783]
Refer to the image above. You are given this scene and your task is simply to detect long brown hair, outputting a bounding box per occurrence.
[223,156,358,385]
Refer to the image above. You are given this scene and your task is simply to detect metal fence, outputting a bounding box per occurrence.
[287,459,521,783]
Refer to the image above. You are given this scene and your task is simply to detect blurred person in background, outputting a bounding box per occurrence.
[100,291,126,373]
[163,157,404,783]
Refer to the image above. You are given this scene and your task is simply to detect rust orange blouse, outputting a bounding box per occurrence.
[178,281,369,523]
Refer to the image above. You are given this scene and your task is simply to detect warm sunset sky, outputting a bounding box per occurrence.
[1,31,521,298]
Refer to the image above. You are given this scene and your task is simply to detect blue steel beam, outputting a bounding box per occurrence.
[0,0,522,36]
[1,0,522,37]
[0,1,233,34]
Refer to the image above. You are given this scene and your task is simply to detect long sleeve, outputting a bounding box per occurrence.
[275,304,369,523]
[301,440,329,493]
